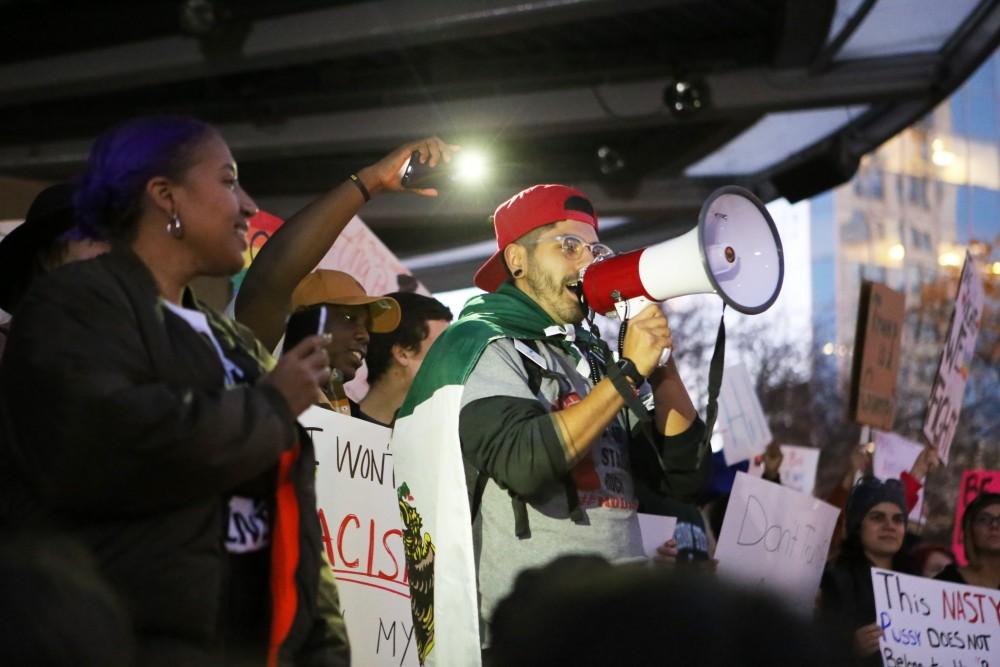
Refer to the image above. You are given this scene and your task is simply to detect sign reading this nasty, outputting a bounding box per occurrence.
[872,567,999,667]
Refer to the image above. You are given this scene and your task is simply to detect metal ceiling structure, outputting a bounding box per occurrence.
[0,0,998,290]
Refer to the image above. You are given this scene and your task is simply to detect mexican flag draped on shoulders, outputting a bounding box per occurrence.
[390,281,595,666]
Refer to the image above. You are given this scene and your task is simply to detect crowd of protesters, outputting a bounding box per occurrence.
[0,115,996,667]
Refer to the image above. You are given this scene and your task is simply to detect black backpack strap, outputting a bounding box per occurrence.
[469,470,489,526]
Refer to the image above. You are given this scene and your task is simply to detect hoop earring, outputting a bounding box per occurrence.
[166,213,184,239]
[513,268,524,278]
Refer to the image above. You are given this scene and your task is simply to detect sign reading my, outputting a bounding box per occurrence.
[849,281,905,430]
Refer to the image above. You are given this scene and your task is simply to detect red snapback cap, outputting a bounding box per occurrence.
[473,184,598,292]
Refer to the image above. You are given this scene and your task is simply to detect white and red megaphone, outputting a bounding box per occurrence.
[581,186,783,362]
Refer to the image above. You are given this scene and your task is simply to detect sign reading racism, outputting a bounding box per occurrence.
[953,469,1000,567]
[302,406,420,667]
[718,363,773,466]
[872,430,926,523]
[849,281,905,430]
[924,253,985,463]
[715,472,839,614]
[872,568,999,667]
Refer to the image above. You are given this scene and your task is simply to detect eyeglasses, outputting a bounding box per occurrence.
[865,510,906,526]
[522,234,614,262]
[973,513,1000,529]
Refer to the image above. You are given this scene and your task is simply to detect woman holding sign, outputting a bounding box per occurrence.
[936,492,1000,589]
[0,117,346,666]
[820,476,909,666]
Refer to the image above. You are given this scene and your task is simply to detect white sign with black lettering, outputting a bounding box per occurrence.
[715,472,839,615]
[302,406,419,667]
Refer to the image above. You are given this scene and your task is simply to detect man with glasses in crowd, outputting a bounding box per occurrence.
[433,184,709,635]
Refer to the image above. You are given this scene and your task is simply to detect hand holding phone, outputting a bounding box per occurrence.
[401,150,448,189]
[264,332,331,416]
[284,306,328,353]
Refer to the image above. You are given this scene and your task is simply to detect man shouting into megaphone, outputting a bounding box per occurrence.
[391,184,712,660]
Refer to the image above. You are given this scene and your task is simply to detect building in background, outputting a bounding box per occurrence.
[810,50,1000,532]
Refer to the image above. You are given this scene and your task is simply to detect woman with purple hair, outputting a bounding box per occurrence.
[0,117,347,666]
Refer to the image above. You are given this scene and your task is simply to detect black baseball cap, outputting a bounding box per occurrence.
[0,183,77,312]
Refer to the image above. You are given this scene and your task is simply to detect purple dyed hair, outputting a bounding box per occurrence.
[74,116,218,241]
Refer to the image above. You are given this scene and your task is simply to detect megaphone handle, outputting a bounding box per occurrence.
[612,296,671,368]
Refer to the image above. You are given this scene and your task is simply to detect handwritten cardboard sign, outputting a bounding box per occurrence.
[749,445,821,497]
[872,430,925,523]
[872,568,999,667]
[849,281,905,430]
[952,469,1000,567]
[718,363,773,466]
[924,253,985,463]
[715,472,839,614]
[302,406,419,667]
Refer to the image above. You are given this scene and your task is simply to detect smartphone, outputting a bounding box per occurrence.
[401,150,449,189]
[283,305,328,353]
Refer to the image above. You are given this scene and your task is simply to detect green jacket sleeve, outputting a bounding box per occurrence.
[628,417,710,504]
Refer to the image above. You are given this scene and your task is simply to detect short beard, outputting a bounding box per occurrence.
[524,257,583,325]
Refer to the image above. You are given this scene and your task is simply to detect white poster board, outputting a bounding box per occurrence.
[718,363,773,466]
[302,406,420,667]
[749,445,821,497]
[923,252,985,463]
[637,513,678,560]
[872,568,999,667]
[715,472,839,614]
[872,430,925,523]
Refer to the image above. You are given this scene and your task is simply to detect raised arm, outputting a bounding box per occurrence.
[235,137,458,350]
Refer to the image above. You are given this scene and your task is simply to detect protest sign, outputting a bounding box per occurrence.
[302,406,419,667]
[718,363,773,466]
[749,445,820,497]
[849,281,905,430]
[234,211,427,401]
[953,469,1000,567]
[872,431,925,523]
[872,567,999,667]
[715,472,839,614]
[924,253,985,463]
[637,513,678,559]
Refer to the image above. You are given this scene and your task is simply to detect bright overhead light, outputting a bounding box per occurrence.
[991,261,1000,275]
[822,342,835,356]
[452,150,489,184]
[889,244,905,261]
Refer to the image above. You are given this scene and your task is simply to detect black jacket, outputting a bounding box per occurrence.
[0,249,346,666]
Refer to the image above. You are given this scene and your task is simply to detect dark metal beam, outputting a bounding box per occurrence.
[0,0,680,106]
[0,56,938,175]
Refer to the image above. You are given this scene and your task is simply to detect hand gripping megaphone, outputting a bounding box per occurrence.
[580,185,784,363]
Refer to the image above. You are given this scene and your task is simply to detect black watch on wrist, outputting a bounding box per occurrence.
[615,357,645,386]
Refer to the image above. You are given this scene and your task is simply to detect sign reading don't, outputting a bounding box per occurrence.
[715,472,839,614]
